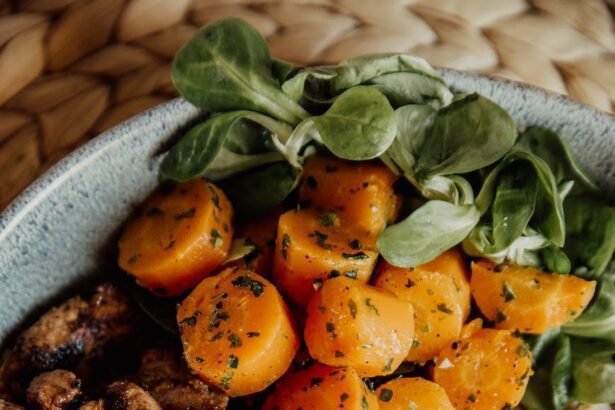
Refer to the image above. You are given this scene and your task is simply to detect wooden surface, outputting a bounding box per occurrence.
[0,0,613,209]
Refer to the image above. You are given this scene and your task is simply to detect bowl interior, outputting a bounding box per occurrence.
[0,70,614,343]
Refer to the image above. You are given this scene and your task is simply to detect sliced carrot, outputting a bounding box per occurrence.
[299,155,399,236]
[375,377,454,410]
[177,268,298,397]
[420,248,471,320]
[272,208,378,305]
[118,180,233,296]
[224,208,281,277]
[433,328,533,410]
[263,362,378,410]
[304,276,414,377]
[471,260,596,334]
[374,261,464,364]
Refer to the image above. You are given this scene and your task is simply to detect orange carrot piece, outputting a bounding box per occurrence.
[433,328,533,410]
[471,260,596,334]
[420,248,471,320]
[374,261,464,364]
[375,377,454,410]
[304,276,414,377]
[119,180,233,296]
[459,318,483,339]
[177,268,299,397]
[299,155,399,236]
[263,362,378,410]
[272,208,378,305]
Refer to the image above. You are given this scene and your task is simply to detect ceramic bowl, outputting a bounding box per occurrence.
[1,69,614,343]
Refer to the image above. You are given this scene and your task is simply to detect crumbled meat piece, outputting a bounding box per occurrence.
[0,284,138,395]
[138,348,228,410]
[0,399,24,409]
[103,382,161,410]
[26,370,82,410]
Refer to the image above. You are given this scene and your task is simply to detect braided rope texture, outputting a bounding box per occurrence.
[0,0,613,209]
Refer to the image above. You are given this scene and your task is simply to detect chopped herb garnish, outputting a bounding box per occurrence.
[365,298,379,315]
[383,357,394,372]
[164,239,176,250]
[317,305,327,313]
[195,357,204,363]
[348,299,358,318]
[495,310,508,323]
[312,278,323,290]
[231,274,265,297]
[210,229,223,247]
[421,324,430,334]
[326,322,337,338]
[340,392,349,402]
[318,211,337,227]
[174,208,196,220]
[306,176,318,189]
[405,278,415,288]
[437,303,453,314]
[209,331,223,342]
[127,254,137,264]
[220,372,233,389]
[313,230,333,250]
[246,332,260,338]
[209,186,220,209]
[227,355,239,369]
[228,333,242,348]
[467,393,477,403]
[361,395,369,410]
[281,233,291,259]
[342,251,369,259]
[310,377,323,387]
[502,282,516,302]
[379,388,393,402]
[349,239,362,250]
[345,269,358,279]
[412,340,421,348]
[208,309,229,331]
[335,350,345,358]
[145,207,164,216]
[329,269,341,278]
[180,311,200,327]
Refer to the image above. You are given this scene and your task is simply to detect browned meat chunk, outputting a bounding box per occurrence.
[26,370,82,410]
[0,284,138,395]
[103,382,161,410]
[138,348,228,410]
[0,399,24,409]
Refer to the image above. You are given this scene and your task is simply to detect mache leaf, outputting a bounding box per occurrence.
[172,18,308,125]
[378,200,479,267]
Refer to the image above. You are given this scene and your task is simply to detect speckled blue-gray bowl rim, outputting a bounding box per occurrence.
[1,69,614,343]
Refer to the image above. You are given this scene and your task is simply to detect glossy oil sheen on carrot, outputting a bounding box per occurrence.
[177,268,298,397]
[118,180,233,296]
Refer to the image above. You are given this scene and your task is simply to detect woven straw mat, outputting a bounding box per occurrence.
[0,0,613,209]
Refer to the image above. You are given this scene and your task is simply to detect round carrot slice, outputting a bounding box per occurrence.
[304,276,414,377]
[263,362,378,410]
[273,208,378,305]
[299,155,399,236]
[419,248,471,320]
[177,268,299,397]
[375,377,454,410]
[375,261,464,364]
[433,328,533,410]
[118,180,233,296]
[471,260,596,333]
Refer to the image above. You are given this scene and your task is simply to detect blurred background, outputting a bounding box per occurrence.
[0,0,613,209]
